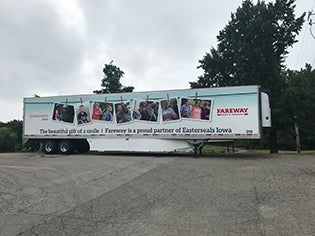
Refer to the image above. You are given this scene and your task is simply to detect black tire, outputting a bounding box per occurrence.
[76,140,90,153]
[43,140,57,154]
[58,140,73,154]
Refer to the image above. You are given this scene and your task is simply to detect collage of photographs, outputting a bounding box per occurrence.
[51,97,212,126]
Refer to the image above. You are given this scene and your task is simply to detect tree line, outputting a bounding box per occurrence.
[0,120,23,152]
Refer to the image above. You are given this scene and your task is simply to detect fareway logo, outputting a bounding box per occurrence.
[217,107,249,116]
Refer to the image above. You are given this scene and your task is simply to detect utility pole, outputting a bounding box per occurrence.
[294,116,301,154]
[308,10,315,40]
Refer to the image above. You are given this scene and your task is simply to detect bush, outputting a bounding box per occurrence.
[0,127,19,152]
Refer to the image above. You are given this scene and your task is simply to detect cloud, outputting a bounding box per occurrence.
[77,0,242,92]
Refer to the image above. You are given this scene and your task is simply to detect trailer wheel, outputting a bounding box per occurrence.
[58,140,73,154]
[43,140,57,154]
[76,140,90,153]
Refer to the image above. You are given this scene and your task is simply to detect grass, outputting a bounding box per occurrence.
[202,144,315,155]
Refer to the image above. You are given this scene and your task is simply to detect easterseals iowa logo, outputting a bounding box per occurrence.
[217,107,249,116]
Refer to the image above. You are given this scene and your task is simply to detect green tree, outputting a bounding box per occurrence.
[191,0,305,153]
[0,127,18,152]
[280,64,315,150]
[0,120,23,152]
[6,120,23,145]
[93,61,134,94]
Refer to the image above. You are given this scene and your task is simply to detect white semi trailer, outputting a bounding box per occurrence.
[23,85,271,155]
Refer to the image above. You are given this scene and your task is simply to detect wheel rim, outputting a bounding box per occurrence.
[45,143,53,152]
[59,143,69,153]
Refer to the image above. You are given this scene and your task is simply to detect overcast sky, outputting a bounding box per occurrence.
[0,0,314,122]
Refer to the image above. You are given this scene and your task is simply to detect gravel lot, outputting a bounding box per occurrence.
[0,152,314,236]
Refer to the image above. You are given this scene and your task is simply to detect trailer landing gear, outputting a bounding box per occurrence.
[192,140,206,158]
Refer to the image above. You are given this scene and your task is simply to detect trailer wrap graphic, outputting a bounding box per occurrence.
[24,86,262,139]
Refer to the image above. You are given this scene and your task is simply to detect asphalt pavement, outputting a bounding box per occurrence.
[0,152,314,236]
